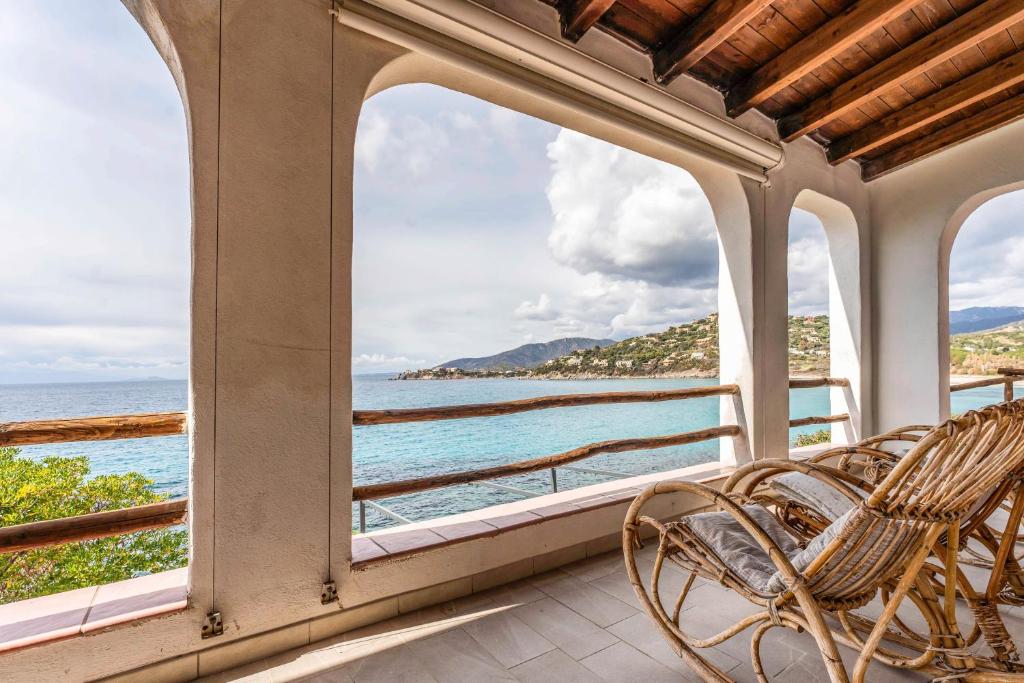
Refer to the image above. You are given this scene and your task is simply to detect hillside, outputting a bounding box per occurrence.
[438,337,614,371]
[950,306,1024,334]
[397,314,830,379]
[950,321,1024,375]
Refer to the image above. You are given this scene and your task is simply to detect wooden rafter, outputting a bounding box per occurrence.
[862,92,1024,181]
[654,0,775,85]
[779,0,1024,142]
[828,51,1024,165]
[560,0,616,42]
[725,0,924,118]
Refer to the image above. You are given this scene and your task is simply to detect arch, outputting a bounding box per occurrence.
[354,51,761,470]
[939,181,1024,416]
[792,189,864,443]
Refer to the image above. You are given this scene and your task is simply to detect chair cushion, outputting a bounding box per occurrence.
[764,509,855,593]
[676,506,801,593]
[771,471,867,521]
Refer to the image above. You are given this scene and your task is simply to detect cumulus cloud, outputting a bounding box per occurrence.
[544,129,718,288]
[949,192,1024,310]
[514,293,559,321]
[787,209,829,316]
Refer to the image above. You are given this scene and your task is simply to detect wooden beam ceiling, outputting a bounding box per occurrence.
[559,0,616,42]
[862,92,1024,181]
[778,0,1024,142]
[724,0,923,117]
[654,0,775,86]
[531,0,1024,180]
[827,51,1024,165]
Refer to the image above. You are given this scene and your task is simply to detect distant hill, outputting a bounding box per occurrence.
[397,314,830,379]
[437,337,614,372]
[950,306,1024,334]
[950,321,1024,375]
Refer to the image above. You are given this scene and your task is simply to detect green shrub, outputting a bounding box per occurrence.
[792,429,831,447]
[0,446,187,604]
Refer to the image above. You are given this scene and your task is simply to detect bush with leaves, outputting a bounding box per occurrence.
[792,429,831,447]
[0,446,187,604]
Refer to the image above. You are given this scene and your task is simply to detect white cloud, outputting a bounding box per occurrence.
[544,129,718,288]
[514,293,559,321]
[353,111,390,172]
[787,209,829,316]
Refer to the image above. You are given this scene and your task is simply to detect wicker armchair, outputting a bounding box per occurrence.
[732,408,1024,669]
[623,402,1024,682]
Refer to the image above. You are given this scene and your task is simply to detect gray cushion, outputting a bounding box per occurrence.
[677,506,801,593]
[764,509,855,593]
[771,472,867,521]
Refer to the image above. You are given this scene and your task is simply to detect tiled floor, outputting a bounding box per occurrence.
[202,543,1024,682]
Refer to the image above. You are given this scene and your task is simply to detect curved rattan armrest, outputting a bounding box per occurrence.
[623,481,804,588]
[722,459,873,505]
[808,445,904,472]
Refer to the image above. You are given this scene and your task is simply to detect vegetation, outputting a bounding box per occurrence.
[949,322,1024,375]
[400,314,832,379]
[0,446,187,604]
[793,429,831,447]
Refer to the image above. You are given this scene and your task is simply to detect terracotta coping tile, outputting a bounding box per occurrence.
[371,527,447,555]
[431,519,498,542]
[351,536,389,563]
[0,568,187,653]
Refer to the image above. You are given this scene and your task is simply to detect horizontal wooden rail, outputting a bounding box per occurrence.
[0,499,187,554]
[949,376,1012,392]
[353,385,739,426]
[352,424,740,500]
[789,414,850,428]
[788,377,850,389]
[0,412,187,448]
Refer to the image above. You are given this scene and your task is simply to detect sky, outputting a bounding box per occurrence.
[2,1,1022,383]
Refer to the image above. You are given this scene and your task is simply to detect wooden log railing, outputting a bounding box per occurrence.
[0,411,186,447]
[352,425,740,502]
[353,384,739,425]
[0,499,188,554]
[950,368,1024,402]
[787,377,851,429]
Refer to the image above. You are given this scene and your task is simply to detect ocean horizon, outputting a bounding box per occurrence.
[1,375,1011,531]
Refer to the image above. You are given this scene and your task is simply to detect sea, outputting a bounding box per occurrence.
[0,376,1013,531]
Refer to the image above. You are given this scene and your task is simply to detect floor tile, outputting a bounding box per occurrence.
[405,628,516,682]
[534,573,637,628]
[579,641,681,683]
[512,597,619,660]
[509,649,600,682]
[461,609,555,668]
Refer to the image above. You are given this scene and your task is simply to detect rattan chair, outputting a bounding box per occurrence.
[732,410,1024,669]
[623,402,1024,682]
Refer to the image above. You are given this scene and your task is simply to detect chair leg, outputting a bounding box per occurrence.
[790,587,850,683]
[853,525,944,683]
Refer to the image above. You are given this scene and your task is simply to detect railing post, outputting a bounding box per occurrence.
[359,501,366,534]
[550,467,558,493]
[1007,376,1015,403]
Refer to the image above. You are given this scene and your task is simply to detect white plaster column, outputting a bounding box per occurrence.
[871,120,1024,431]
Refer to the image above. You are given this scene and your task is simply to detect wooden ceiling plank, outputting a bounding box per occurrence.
[654,0,776,84]
[828,50,1024,163]
[560,0,618,42]
[725,0,922,117]
[778,0,1024,141]
[862,91,1024,180]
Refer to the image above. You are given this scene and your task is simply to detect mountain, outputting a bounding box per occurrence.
[396,314,831,379]
[949,306,1024,334]
[437,337,615,372]
[950,321,1024,375]
[533,313,829,378]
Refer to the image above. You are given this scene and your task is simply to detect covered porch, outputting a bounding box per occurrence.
[4,0,1024,681]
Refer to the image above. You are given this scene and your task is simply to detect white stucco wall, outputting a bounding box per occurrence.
[871,118,1024,430]
[1,1,878,679]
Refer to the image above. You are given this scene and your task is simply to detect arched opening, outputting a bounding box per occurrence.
[947,189,1024,414]
[351,83,733,531]
[787,191,863,447]
[0,2,190,604]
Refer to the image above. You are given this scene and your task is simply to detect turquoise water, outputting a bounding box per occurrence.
[1,377,1012,530]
